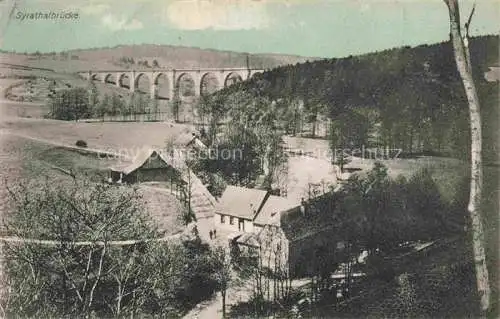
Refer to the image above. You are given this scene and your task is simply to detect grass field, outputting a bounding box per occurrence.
[0,118,195,153]
[0,54,117,73]
[0,100,50,119]
[0,133,184,235]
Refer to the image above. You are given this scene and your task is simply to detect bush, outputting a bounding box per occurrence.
[365,253,395,282]
[4,178,220,318]
[75,140,87,148]
[49,87,91,120]
[207,173,227,198]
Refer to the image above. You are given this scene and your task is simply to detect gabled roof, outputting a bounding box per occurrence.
[254,195,301,226]
[110,149,172,175]
[217,185,269,220]
[174,132,197,146]
[236,232,260,247]
[189,137,208,149]
[280,192,338,242]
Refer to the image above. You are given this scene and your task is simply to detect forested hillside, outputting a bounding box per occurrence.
[211,35,498,162]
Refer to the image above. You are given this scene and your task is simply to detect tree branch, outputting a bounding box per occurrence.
[88,243,106,310]
[464,2,476,69]
[465,2,476,39]
[56,254,84,302]
[81,246,94,294]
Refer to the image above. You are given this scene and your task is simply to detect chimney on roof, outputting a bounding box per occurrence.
[300,197,306,216]
[250,203,256,214]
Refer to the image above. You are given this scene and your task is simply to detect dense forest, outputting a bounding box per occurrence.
[209,35,498,162]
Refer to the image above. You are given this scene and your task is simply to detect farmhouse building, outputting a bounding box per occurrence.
[109,149,183,184]
[216,185,270,233]
[216,185,342,278]
[236,222,339,278]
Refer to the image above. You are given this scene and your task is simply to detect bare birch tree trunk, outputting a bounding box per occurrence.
[443,0,490,313]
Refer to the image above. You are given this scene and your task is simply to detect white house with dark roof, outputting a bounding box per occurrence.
[216,186,306,235]
[216,186,343,278]
[216,185,270,233]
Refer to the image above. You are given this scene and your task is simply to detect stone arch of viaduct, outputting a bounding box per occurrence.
[82,68,264,99]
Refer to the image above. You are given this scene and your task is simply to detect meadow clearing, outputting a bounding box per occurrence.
[0,132,184,235]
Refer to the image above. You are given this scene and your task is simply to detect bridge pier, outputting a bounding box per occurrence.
[217,72,226,89]
[168,71,175,100]
[150,83,157,99]
[129,71,135,93]
[193,73,201,97]
[115,74,121,88]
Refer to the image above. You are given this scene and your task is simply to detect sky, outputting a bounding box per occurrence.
[0,0,498,58]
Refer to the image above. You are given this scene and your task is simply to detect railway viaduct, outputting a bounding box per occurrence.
[78,67,265,99]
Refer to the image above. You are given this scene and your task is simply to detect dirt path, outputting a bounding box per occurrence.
[183,281,254,319]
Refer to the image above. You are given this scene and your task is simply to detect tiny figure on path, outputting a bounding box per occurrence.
[209,230,213,240]
[213,229,217,238]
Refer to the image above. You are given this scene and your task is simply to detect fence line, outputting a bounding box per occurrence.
[0,232,186,247]
[79,112,172,123]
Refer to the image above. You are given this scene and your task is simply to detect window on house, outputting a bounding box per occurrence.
[229,216,234,225]
[220,215,225,224]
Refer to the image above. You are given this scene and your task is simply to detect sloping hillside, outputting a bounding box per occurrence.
[69,44,318,69]
[212,35,499,161]
[0,44,319,73]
